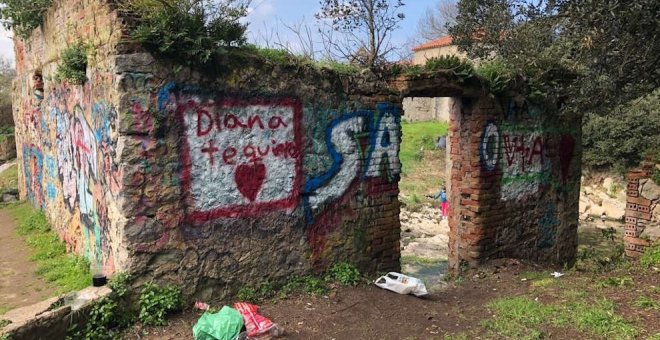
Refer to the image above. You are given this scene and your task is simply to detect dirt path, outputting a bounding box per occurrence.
[0,209,55,314]
[125,258,660,340]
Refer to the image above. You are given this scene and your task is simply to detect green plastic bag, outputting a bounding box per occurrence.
[193,306,244,340]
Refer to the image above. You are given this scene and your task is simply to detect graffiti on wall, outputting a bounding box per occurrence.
[303,104,401,224]
[44,155,58,202]
[479,111,576,202]
[479,122,499,172]
[46,84,119,265]
[174,95,303,221]
[302,104,400,262]
[156,83,401,262]
[22,145,44,208]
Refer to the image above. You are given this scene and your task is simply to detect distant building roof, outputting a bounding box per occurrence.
[412,36,453,52]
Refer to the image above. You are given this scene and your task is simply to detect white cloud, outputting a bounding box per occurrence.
[243,0,276,24]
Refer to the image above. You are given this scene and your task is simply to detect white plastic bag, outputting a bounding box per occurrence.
[374,272,428,297]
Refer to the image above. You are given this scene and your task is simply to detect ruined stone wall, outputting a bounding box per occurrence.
[13,0,403,299]
[446,95,581,268]
[112,55,402,299]
[12,0,126,271]
[624,161,660,257]
[13,0,584,299]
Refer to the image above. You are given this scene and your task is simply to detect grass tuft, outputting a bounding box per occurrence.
[635,296,660,310]
[399,121,448,174]
[399,121,448,205]
[484,295,637,340]
[4,203,90,293]
[641,243,660,268]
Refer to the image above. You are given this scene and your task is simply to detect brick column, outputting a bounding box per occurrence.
[624,161,658,258]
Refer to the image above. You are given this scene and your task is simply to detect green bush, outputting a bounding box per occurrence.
[476,58,514,95]
[56,42,88,85]
[66,280,136,340]
[424,55,474,79]
[0,0,53,39]
[108,273,132,298]
[328,262,361,286]
[138,282,182,326]
[302,277,327,296]
[67,297,120,340]
[125,0,248,67]
[583,89,660,170]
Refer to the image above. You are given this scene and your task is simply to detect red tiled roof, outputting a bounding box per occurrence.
[412,36,453,52]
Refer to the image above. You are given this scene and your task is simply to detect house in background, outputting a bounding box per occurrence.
[403,35,466,123]
[411,35,467,65]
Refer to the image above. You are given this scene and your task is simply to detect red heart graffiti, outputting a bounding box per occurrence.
[234,162,266,202]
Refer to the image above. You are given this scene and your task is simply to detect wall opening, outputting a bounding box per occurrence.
[399,96,455,287]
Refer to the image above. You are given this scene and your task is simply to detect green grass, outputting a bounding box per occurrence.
[635,296,660,310]
[0,163,17,194]
[641,243,660,268]
[596,276,634,288]
[400,121,448,175]
[482,296,637,339]
[399,121,449,204]
[4,203,90,293]
[519,271,549,281]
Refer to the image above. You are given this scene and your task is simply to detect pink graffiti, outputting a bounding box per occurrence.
[502,134,544,172]
[196,108,289,136]
[131,100,154,134]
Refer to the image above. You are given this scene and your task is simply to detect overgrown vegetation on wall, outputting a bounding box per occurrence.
[0,0,53,38]
[56,42,88,85]
[122,0,250,67]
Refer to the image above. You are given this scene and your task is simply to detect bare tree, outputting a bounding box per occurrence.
[316,0,405,67]
[253,18,322,60]
[415,0,457,43]
[279,18,320,60]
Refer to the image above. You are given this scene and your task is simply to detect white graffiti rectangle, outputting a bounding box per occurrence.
[179,98,303,220]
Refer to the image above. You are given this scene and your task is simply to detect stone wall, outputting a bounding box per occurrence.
[13,0,583,300]
[624,161,660,257]
[14,0,404,298]
[445,95,581,268]
[12,0,126,271]
[112,55,404,298]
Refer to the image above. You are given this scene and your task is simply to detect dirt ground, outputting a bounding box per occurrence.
[125,255,659,340]
[0,209,55,313]
[124,202,659,340]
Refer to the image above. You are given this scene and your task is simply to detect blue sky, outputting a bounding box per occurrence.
[0,0,439,65]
